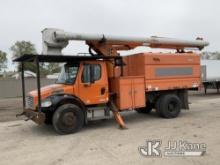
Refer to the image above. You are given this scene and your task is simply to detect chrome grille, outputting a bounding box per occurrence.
[25,96,34,109]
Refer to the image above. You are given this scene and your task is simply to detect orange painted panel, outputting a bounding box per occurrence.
[110,76,145,110]
[77,61,109,105]
[132,78,146,108]
[145,78,200,92]
[122,52,201,92]
[110,77,132,110]
[143,52,200,65]
[118,79,133,109]
[123,55,145,76]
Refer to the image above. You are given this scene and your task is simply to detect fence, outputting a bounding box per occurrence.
[0,78,55,98]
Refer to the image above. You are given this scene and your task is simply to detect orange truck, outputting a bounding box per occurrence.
[14,28,209,134]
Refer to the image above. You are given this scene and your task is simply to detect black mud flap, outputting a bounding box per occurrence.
[178,90,189,110]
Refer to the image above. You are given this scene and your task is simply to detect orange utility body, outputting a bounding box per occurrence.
[110,52,200,110]
[123,53,200,91]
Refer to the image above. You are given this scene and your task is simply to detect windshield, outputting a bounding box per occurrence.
[56,63,79,84]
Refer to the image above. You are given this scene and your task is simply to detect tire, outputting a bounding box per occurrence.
[52,104,84,134]
[156,94,181,118]
[136,102,153,114]
[155,96,163,117]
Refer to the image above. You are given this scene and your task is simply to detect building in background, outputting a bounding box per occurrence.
[11,70,36,79]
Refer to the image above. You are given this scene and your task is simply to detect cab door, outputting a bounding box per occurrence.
[78,61,109,105]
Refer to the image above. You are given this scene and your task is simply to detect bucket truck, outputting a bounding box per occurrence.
[14,28,209,134]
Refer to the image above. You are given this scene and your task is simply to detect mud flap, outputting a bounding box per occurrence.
[178,89,189,110]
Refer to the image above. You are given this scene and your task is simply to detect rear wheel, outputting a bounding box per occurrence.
[52,104,84,134]
[156,94,181,118]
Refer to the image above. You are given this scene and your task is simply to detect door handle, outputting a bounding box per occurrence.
[101,87,106,95]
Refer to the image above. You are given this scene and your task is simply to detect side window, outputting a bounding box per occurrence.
[82,64,101,83]
[82,64,90,83]
[93,64,101,81]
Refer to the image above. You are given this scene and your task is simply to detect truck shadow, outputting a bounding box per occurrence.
[30,124,58,136]
[82,110,189,132]
[28,110,191,136]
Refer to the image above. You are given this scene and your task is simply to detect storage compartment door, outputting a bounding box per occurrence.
[119,79,133,110]
[132,78,146,108]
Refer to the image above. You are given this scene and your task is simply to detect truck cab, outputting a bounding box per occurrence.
[28,60,109,109]
[14,55,125,134]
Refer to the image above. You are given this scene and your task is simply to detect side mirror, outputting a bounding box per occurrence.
[115,58,126,67]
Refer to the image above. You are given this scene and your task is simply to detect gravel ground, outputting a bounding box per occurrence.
[0,98,23,122]
[0,91,219,165]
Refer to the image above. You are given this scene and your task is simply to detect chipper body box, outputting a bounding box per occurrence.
[122,53,201,92]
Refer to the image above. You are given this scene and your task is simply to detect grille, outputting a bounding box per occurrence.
[25,96,34,109]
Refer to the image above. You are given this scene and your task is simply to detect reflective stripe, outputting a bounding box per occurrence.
[156,67,193,76]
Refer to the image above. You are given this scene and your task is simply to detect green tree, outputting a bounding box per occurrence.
[46,63,61,74]
[10,41,37,72]
[0,50,7,72]
[201,51,220,60]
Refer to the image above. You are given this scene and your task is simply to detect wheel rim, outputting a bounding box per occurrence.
[62,112,76,127]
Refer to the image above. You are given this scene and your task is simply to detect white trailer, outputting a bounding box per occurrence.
[201,60,220,93]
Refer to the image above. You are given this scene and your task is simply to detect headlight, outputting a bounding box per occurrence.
[41,98,52,107]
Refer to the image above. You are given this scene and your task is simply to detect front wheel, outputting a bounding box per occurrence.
[156,94,181,118]
[52,104,84,134]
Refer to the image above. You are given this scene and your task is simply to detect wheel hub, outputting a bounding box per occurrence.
[62,112,76,126]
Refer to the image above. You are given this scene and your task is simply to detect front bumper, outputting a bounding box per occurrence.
[23,109,46,125]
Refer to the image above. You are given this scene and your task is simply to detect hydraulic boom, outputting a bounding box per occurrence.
[42,28,209,55]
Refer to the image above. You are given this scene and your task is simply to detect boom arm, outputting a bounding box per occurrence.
[42,28,209,56]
